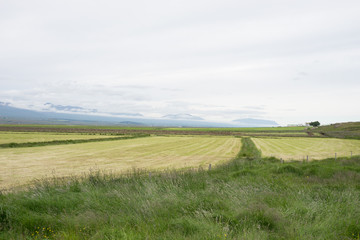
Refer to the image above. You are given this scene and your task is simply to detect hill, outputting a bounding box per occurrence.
[313,121,360,139]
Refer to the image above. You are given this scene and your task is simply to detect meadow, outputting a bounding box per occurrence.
[252,137,360,160]
[0,136,241,189]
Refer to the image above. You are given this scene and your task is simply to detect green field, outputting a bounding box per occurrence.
[253,137,360,160]
[0,132,118,144]
[0,136,241,188]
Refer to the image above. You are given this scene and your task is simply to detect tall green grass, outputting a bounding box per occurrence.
[236,137,262,159]
[1,141,360,239]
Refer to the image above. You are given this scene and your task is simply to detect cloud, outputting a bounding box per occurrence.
[43,103,98,113]
[1,0,360,125]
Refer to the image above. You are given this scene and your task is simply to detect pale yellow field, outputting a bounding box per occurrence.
[252,137,360,160]
[0,132,118,144]
[0,136,241,188]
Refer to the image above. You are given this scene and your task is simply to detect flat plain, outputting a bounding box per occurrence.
[252,137,360,160]
[0,135,241,188]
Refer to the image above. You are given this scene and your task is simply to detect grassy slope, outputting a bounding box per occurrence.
[1,139,360,239]
[313,122,360,139]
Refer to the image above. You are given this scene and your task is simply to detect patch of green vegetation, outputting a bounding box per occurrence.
[1,142,359,239]
[237,137,262,159]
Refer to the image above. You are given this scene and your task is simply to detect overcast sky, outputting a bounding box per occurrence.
[1,0,359,125]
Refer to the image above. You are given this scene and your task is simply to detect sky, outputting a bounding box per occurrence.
[0,0,359,125]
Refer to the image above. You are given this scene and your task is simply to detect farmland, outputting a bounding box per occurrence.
[252,137,360,160]
[0,123,360,239]
[1,139,359,239]
[0,132,118,145]
[0,136,241,188]
[0,124,317,138]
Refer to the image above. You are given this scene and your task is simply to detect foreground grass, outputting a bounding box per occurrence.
[1,154,360,239]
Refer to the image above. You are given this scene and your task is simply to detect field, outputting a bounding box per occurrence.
[1,145,359,239]
[0,136,241,189]
[0,132,118,144]
[1,124,360,239]
[253,137,360,160]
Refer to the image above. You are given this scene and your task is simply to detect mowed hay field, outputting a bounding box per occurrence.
[0,132,119,144]
[0,135,241,188]
[252,137,360,160]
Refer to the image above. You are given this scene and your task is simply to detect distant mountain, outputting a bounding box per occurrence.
[162,114,203,120]
[0,102,281,128]
[119,121,145,126]
[0,103,234,127]
[233,118,278,127]
[0,102,46,119]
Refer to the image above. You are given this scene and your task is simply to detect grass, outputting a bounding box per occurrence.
[237,137,262,159]
[312,122,360,139]
[1,141,359,239]
[0,136,241,189]
[0,132,120,145]
[252,137,360,160]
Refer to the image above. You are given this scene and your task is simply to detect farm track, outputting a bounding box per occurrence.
[0,126,319,137]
